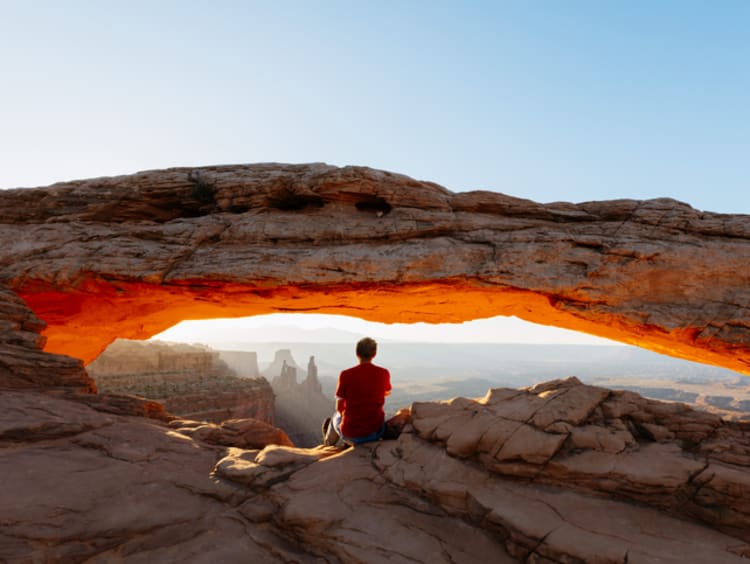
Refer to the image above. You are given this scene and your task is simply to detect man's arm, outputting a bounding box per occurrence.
[335,371,346,414]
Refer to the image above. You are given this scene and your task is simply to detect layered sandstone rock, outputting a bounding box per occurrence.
[0,390,296,564]
[0,282,94,393]
[212,378,750,562]
[4,163,750,561]
[0,163,746,377]
[89,339,223,375]
[89,339,274,424]
[4,373,750,563]
[408,377,750,542]
[218,350,260,378]
[170,417,293,449]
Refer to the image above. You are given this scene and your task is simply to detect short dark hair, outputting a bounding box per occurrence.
[356,337,377,361]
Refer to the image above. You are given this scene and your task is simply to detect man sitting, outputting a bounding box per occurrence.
[323,337,391,446]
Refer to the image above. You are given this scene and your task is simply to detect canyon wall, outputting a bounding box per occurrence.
[0,163,746,378]
[266,351,335,446]
[88,339,274,424]
[218,350,260,378]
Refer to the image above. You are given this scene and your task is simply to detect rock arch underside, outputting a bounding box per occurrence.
[1,162,749,375]
[2,163,750,563]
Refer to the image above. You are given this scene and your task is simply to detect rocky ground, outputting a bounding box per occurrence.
[2,377,749,563]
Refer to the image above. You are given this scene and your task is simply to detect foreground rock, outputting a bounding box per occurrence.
[0,163,747,374]
[0,283,94,392]
[171,416,293,449]
[0,391,304,563]
[3,378,750,563]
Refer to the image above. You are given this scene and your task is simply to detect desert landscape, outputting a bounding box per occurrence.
[2,3,748,561]
[1,163,749,562]
[88,339,274,423]
[85,334,750,454]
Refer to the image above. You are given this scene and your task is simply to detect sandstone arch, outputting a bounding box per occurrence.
[0,163,748,376]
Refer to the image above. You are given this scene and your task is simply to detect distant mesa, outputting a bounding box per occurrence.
[88,339,274,424]
[218,350,261,378]
[86,339,338,446]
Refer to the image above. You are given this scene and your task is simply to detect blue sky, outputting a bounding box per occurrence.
[2,1,747,344]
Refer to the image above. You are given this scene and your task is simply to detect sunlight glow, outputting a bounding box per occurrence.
[150,313,622,346]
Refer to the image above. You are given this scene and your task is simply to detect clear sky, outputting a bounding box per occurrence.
[2,1,748,344]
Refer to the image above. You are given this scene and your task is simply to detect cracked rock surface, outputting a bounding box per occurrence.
[0,283,94,392]
[0,163,747,372]
[1,164,750,561]
[3,378,750,563]
[0,391,310,563]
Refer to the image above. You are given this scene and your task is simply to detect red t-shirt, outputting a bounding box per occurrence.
[335,362,391,438]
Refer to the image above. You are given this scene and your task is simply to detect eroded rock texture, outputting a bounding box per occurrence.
[208,377,750,562]
[1,290,747,562]
[89,339,275,424]
[4,379,749,563]
[0,282,94,392]
[4,163,750,562]
[0,163,747,375]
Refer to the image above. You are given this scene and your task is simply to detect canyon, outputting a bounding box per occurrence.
[88,339,274,424]
[266,350,335,447]
[88,340,333,445]
[1,163,749,562]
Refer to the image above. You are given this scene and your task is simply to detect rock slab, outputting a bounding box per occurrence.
[3,379,750,563]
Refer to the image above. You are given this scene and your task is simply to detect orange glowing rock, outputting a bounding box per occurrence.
[16,278,750,376]
[1,163,748,377]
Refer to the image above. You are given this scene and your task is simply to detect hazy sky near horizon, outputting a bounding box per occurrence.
[152,313,620,346]
[2,1,747,345]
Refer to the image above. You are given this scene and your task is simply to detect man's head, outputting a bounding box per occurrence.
[356,337,378,362]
